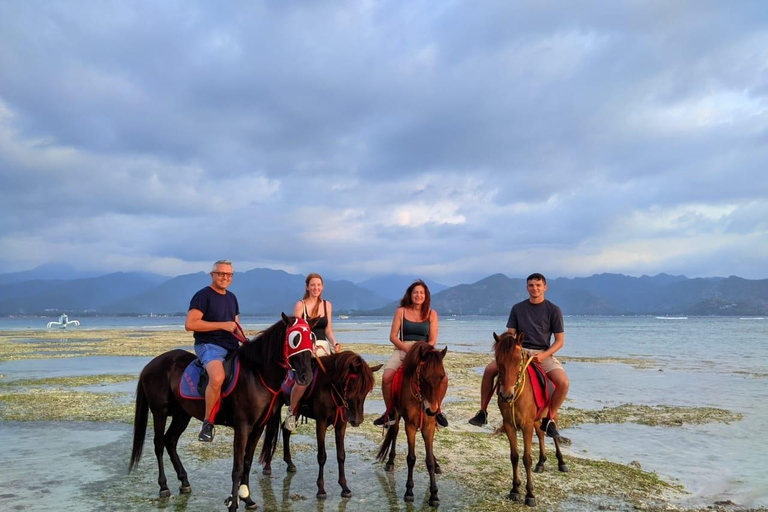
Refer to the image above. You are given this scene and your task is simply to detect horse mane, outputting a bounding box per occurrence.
[403,341,443,379]
[236,317,290,371]
[494,331,523,367]
[324,351,375,397]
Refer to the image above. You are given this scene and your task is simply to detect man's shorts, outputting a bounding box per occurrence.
[526,348,564,373]
[195,343,229,368]
[384,341,415,372]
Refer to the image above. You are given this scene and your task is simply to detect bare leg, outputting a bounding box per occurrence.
[204,360,225,420]
[480,361,497,411]
[546,368,569,420]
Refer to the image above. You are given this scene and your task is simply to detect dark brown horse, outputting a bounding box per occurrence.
[129,313,314,512]
[494,331,568,507]
[377,341,447,507]
[260,351,383,499]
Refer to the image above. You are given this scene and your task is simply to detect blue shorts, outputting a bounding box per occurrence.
[195,343,229,368]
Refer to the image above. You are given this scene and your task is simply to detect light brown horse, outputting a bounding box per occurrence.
[494,331,568,507]
[377,341,447,507]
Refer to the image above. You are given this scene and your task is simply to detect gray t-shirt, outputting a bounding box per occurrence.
[506,299,564,351]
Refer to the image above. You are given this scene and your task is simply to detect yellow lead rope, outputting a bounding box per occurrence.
[510,352,535,430]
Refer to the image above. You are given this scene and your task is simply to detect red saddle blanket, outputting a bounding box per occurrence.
[390,366,405,410]
[527,361,555,419]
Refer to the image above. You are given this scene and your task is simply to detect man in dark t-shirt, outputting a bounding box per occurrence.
[468,273,570,439]
[185,259,240,442]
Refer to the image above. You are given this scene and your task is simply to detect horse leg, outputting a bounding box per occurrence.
[240,425,265,510]
[164,413,192,493]
[522,423,536,507]
[283,423,296,473]
[225,425,248,512]
[553,435,569,472]
[385,417,399,473]
[503,421,522,502]
[151,412,171,498]
[315,420,328,499]
[403,421,417,503]
[534,422,547,473]
[421,423,440,507]
[334,422,352,498]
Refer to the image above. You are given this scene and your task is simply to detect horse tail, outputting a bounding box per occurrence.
[259,409,282,465]
[129,379,148,472]
[376,424,397,462]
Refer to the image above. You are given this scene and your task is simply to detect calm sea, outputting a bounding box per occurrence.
[1,315,766,509]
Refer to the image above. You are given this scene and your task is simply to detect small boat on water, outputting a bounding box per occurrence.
[338,314,350,320]
[655,316,688,320]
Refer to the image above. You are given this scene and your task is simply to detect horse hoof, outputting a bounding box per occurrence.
[179,485,192,494]
[559,463,569,473]
[508,491,521,502]
[262,468,272,476]
[287,463,297,473]
[385,463,395,472]
[534,464,545,474]
[159,489,171,498]
[317,492,327,500]
[341,490,352,498]
[429,497,440,507]
[245,502,258,510]
[404,494,415,503]
[525,496,537,507]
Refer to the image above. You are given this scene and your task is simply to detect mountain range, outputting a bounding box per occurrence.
[1,265,766,317]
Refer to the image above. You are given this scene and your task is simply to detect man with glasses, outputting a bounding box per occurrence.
[185,260,240,442]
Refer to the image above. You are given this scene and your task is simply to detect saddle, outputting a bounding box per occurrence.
[179,353,240,400]
[390,366,405,410]
[526,358,555,420]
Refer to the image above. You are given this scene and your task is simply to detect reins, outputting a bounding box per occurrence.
[498,350,535,430]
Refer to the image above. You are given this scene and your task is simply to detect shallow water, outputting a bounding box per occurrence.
[1,315,767,509]
[0,422,469,512]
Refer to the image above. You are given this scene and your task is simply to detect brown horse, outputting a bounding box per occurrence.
[494,331,568,507]
[260,351,383,498]
[129,313,314,512]
[377,341,447,507]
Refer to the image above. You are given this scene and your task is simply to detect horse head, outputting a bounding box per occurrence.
[405,342,447,417]
[493,331,525,402]
[329,352,383,427]
[281,313,314,386]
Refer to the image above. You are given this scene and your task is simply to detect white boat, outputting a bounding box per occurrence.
[655,316,688,320]
[47,313,80,328]
[338,315,350,320]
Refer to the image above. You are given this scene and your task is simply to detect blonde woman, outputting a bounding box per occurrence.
[283,273,341,431]
[374,279,448,428]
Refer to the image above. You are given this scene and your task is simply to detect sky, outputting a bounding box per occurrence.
[1,1,767,285]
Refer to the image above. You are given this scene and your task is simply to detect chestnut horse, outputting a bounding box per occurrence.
[129,314,314,512]
[494,331,568,507]
[260,351,383,498]
[377,341,447,507]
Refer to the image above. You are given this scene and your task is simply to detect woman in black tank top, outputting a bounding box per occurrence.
[373,279,449,428]
[283,273,341,432]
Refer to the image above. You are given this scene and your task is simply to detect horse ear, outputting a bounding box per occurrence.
[281,312,290,325]
[518,332,525,344]
[439,347,447,360]
[369,363,384,373]
[493,332,501,343]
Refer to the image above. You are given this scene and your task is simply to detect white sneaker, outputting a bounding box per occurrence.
[284,413,297,432]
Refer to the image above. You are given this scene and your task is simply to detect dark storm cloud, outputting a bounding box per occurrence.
[1,0,767,280]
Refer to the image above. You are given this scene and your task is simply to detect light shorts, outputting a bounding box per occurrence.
[195,343,229,368]
[384,341,416,372]
[314,339,332,357]
[526,348,564,373]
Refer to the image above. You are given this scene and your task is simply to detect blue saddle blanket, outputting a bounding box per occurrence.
[179,357,240,400]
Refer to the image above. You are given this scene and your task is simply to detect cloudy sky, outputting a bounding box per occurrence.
[1,1,767,284]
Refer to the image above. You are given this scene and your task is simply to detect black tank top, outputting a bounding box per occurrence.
[402,311,430,342]
[303,300,328,340]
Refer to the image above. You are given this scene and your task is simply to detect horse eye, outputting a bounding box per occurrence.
[289,331,302,349]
